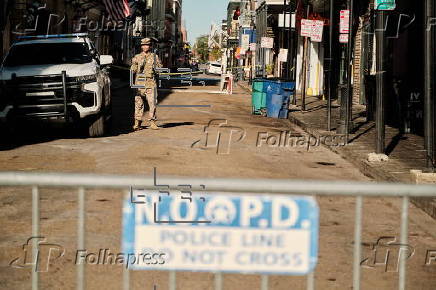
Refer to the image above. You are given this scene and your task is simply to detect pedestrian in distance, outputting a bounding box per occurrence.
[130,38,163,131]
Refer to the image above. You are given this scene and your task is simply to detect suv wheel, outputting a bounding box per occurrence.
[88,114,105,137]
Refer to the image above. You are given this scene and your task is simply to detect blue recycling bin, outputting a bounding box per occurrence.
[265,81,281,95]
[264,80,281,116]
[263,80,295,118]
[280,81,295,105]
[278,93,290,119]
[261,80,271,93]
[267,94,284,118]
[282,94,290,108]
[279,108,289,119]
[280,81,296,94]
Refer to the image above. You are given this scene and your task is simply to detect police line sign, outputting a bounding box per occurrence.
[122,192,319,275]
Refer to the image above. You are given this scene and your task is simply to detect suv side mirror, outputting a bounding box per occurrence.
[100,55,113,66]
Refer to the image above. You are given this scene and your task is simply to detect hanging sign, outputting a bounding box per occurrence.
[261,37,274,48]
[241,34,250,50]
[311,20,324,42]
[339,33,349,43]
[339,10,350,34]
[301,19,313,37]
[278,49,288,62]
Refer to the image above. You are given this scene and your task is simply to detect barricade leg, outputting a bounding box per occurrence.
[32,186,39,290]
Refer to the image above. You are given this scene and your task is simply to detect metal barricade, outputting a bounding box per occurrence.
[0,171,435,290]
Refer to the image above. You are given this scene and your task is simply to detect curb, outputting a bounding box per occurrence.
[288,115,436,219]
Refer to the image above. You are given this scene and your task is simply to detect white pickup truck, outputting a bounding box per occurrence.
[0,33,113,137]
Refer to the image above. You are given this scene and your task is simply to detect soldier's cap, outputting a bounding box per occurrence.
[141,38,152,45]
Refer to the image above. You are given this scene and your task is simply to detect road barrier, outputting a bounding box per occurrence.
[0,171,435,290]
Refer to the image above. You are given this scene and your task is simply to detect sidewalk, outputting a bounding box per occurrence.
[238,80,436,219]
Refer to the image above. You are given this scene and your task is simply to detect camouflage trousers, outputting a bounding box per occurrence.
[135,87,157,121]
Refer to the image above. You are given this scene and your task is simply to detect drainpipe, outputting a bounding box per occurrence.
[424,0,435,170]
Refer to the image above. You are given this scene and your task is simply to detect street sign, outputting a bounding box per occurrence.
[340,10,350,34]
[339,33,349,43]
[301,19,313,37]
[123,192,319,275]
[375,0,396,10]
[311,20,324,42]
[278,49,288,62]
[301,19,323,42]
[261,37,274,48]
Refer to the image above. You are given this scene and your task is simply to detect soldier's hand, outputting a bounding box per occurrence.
[146,88,152,94]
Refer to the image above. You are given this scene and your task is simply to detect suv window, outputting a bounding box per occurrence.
[4,42,93,66]
[211,64,221,67]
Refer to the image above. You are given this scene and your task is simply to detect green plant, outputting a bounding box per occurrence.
[210,47,221,61]
[194,35,209,63]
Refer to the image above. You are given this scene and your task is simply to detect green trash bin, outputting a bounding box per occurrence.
[252,91,267,115]
[252,80,264,92]
[251,79,267,115]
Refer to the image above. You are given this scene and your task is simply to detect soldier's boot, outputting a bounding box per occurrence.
[133,120,142,131]
[149,120,159,130]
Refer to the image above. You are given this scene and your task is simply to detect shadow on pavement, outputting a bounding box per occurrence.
[0,68,219,150]
[0,122,84,151]
[160,122,194,128]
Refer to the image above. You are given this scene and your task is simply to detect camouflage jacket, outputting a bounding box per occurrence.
[131,52,163,88]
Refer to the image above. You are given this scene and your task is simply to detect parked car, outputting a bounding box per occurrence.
[0,33,113,137]
[205,62,222,75]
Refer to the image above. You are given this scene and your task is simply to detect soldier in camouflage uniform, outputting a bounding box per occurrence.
[130,38,163,131]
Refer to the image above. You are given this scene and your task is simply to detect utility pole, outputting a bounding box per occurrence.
[282,0,286,79]
[327,0,334,131]
[301,6,310,111]
[344,0,354,142]
[375,10,386,154]
[424,0,435,170]
[286,0,295,81]
[287,1,295,82]
[337,0,353,139]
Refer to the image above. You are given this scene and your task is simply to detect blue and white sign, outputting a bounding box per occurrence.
[122,192,319,275]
